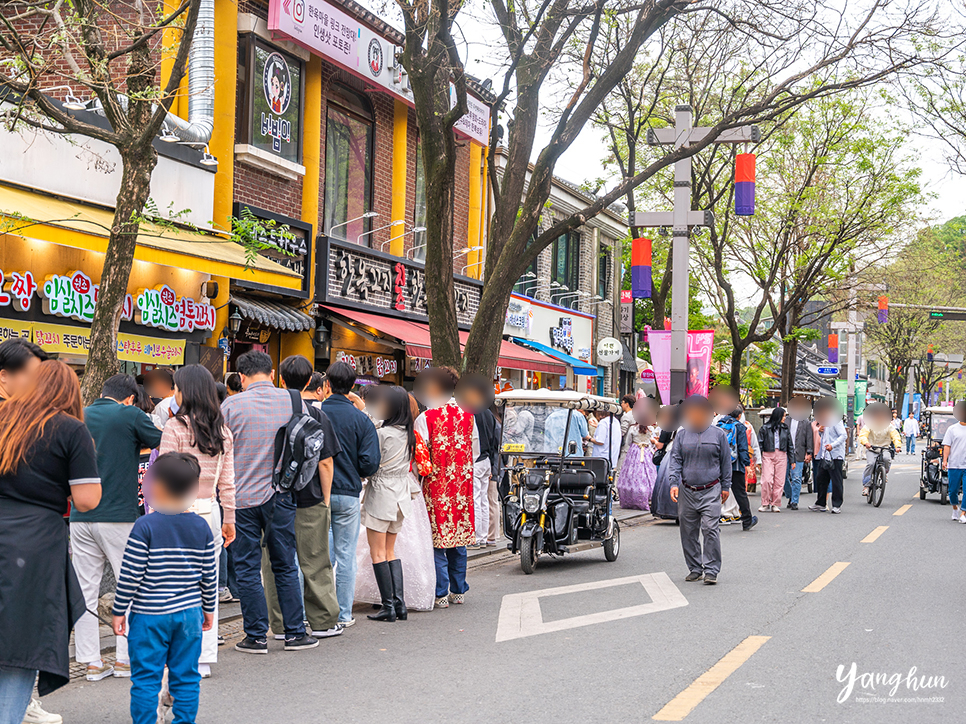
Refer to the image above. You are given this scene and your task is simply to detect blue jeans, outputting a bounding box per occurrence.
[905,435,916,454]
[0,666,35,724]
[434,547,468,598]
[328,494,361,622]
[785,460,804,505]
[233,491,304,638]
[948,469,965,508]
[128,609,202,724]
[219,504,238,596]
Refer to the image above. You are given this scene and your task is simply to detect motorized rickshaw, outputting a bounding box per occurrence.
[920,406,955,503]
[496,390,621,574]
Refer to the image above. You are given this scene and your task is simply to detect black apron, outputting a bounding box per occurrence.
[0,499,86,695]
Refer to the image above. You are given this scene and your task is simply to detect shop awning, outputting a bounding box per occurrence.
[0,183,301,290]
[621,342,638,373]
[508,337,598,376]
[322,306,567,375]
[231,294,314,332]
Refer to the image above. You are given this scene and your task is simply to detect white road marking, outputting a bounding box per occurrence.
[495,572,687,643]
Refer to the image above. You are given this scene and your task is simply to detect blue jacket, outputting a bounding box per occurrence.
[716,415,750,473]
[320,394,381,497]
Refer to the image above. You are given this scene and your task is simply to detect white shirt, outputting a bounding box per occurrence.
[942,423,966,469]
[592,415,622,467]
[902,418,919,437]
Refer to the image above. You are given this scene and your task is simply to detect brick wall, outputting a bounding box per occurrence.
[232,161,303,219]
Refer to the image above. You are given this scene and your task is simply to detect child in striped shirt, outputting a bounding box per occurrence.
[112,452,216,724]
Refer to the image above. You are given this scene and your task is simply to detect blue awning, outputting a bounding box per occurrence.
[508,337,598,376]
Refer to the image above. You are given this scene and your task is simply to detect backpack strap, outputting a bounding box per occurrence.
[288,388,301,416]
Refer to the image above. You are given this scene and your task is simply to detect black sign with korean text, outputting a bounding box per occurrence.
[233,203,312,299]
[316,237,482,327]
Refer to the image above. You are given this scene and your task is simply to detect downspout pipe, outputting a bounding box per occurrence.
[165,0,215,145]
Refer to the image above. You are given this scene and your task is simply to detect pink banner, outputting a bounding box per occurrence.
[646,329,715,403]
[686,330,715,397]
[646,330,672,404]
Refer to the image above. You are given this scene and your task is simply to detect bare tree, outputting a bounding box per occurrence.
[396,0,948,375]
[690,93,923,396]
[0,0,202,401]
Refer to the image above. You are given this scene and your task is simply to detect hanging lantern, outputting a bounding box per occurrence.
[927,344,934,362]
[631,237,652,299]
[734,153,756,216]
[877,295,888,323]
[828,333,839,364]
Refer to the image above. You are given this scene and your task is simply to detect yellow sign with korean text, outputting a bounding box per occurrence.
[0,319,32,344]
[31,322,186,365]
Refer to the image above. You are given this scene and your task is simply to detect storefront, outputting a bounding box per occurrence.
[0,184,301,379]
[223,204,315,374]
[503,293,598,390]
[315,236,565,384]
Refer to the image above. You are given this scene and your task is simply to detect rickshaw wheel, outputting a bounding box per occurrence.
[604,520,620,562]
[920,488,927,500]
[520,536,537,575]
[940,481,949,505]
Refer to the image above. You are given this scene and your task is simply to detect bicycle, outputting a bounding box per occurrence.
[866,444,893,508]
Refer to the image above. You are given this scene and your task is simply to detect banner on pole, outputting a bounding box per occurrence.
[645,329,715,403]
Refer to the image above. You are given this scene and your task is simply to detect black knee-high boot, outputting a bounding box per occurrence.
[367,561,396,622]
[388,559,407,621]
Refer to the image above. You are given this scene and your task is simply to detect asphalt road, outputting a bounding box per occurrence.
[45,454,960,723]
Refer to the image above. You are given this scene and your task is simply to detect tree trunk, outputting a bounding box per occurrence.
[780,305,801,405]
[463,278,516,377]
[729,344,744,389]
[80,147,157,404]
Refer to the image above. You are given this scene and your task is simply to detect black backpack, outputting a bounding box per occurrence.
[273,390,327,493]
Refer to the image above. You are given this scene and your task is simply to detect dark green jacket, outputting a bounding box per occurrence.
[70,398,162,523]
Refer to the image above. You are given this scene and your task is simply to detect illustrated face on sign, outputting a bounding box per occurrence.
[686,358,705,396]
[263,53,291,116]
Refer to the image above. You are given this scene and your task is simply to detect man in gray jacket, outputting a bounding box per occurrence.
[668,396,734,585]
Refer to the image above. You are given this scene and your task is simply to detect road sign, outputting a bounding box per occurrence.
[929,310,966,321]
[817,365,839,376]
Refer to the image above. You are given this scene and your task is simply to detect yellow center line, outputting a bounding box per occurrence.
[861,526,889,543]
[894,504,912,516]
[653,635,771,721]
[802,562,850,593]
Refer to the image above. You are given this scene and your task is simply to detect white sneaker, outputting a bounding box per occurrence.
[21,699,62,724]
[771,505,782,513]
[959,514,966,524]
[199,663,211,679]
[85,662,113,681]
[758,505,768,512]
[953,508,960,521]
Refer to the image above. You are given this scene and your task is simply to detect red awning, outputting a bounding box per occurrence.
[321,306,566,375]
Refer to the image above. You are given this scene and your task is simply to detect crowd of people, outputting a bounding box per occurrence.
[0,340,504,724]
[1,328,957,724]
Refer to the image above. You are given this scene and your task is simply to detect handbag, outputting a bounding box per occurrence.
[186,450,223,524]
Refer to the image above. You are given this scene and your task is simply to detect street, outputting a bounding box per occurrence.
[43,455,958,723]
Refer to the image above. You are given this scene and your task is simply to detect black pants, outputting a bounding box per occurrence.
[814,459,844,509]
[731,470,753,526]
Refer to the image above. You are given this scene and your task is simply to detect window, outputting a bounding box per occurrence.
[413,135,426,260]
[514,254,539,295]
[598,245,610,299]
[551,232,580,307]
[236,37,304,164]
[324,84,374,244]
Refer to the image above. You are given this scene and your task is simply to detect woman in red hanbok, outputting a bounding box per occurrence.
[414,368,479,609]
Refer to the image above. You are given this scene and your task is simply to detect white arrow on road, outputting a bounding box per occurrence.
[495,572,687,643]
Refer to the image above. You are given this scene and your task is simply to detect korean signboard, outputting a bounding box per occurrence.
[253,41,302,162]
[29,270,216,333]
[268,0,490,144]
[334,349,399,379]
[11,320,187,365]
[620,289,633,334]
[234,204,312,298]
[317,237,482,326]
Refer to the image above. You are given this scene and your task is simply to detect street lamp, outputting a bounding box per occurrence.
[400,227,429,258]
[328,211,379,239]
[351,219,401,248]
[227,309,243,339]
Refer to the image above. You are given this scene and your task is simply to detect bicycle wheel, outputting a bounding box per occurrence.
[871,468,885,508]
